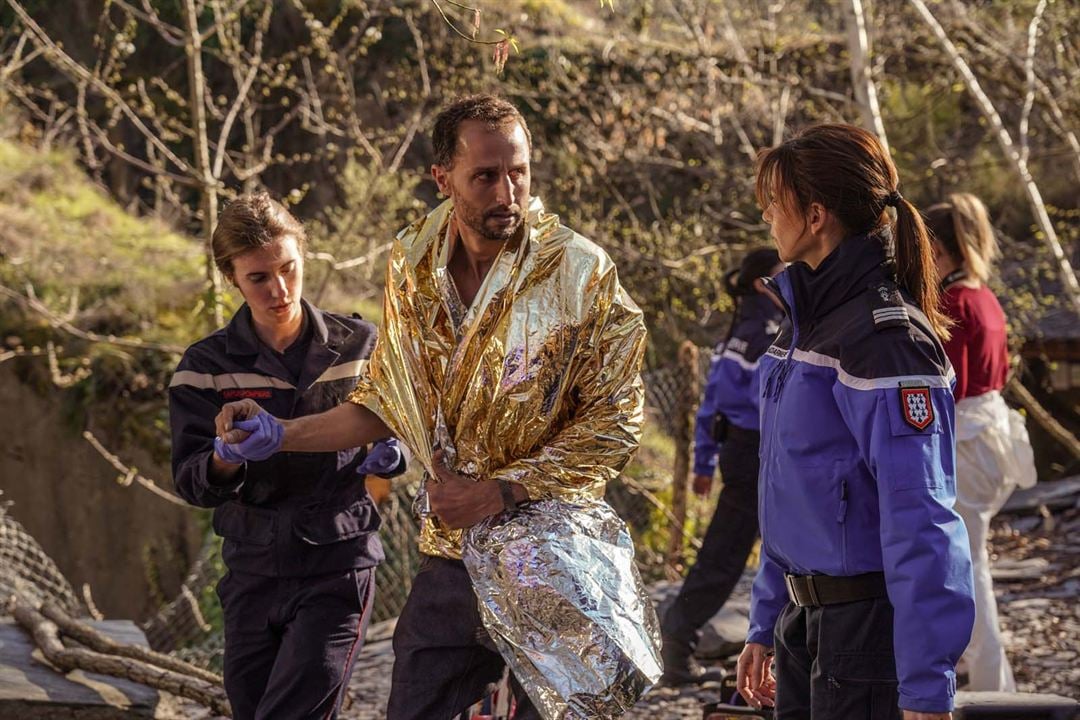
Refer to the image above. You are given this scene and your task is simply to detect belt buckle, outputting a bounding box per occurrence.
[805,575,821,607]
[784,573,802,606]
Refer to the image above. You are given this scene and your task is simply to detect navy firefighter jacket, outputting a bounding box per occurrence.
[169,299,393,578]
[693,292,783,476]
[748,234,975,714]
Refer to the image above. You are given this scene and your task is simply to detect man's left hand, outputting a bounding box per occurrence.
[903,713,951,720]
[427,448,503,529]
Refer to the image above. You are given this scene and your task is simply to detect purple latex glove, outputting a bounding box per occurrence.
[213,413,284,464]
[357,438,403,476]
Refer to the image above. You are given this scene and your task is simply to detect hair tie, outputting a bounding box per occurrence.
[885,190,904,208]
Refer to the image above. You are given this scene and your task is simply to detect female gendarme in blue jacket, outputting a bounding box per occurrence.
[736,125,975,720]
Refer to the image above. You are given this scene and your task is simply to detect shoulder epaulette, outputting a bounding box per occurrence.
[866,280,910,331]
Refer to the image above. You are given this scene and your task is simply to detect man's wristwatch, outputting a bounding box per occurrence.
[496,478,518,512]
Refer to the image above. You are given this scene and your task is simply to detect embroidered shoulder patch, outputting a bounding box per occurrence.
[899,386,934,431]
[868,281,909,331]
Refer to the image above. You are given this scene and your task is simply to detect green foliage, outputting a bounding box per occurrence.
[0,137,206,463]
[305,158,429,320]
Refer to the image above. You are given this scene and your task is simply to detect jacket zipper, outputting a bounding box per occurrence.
[760,275,797,557]
[837,475,848,573]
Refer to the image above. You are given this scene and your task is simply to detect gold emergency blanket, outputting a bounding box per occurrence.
[347,197,661,716]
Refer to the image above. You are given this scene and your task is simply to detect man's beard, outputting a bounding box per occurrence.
[457,198,524,242]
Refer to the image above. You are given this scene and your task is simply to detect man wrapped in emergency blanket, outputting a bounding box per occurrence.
[347,197,663,718]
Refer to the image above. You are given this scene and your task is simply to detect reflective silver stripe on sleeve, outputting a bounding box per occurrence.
[721,348,760,371]
[168,370,296,391]
[313,359,369,384]
[792,348,954,391]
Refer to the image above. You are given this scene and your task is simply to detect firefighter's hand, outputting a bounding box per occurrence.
[903,713,951,720]
[427,449,503,529]
[692,473,714,496]
[357,438,404,477]
[213,413,284,463]
[215,399,264,443]
[736,642,776,709]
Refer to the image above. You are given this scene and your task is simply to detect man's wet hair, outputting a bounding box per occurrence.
[432,94,532,168]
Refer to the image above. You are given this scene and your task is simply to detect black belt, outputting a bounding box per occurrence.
[785,572,887,607]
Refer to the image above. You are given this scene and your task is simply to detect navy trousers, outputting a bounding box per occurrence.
[218,567,375,720]
[774,596,903,720]
[387,555,541,720]
[662,425,761,654]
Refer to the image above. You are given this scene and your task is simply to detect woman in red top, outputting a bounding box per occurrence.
[925,193,1036,692]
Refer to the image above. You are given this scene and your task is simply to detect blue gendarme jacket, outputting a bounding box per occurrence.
[693,293,783,476]
[748,234,975,714]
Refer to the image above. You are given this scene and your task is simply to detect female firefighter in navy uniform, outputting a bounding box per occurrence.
[168,193,404,720]
[735,125,975,720]
[661,247,784,685]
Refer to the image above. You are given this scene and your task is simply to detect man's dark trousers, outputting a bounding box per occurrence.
[662,426,761,656]
[387,555,541,720]
[218,567,375,720]
[774,596,903,720]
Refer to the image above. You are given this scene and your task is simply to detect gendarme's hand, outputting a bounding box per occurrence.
[903,712,951,720]
[213,413,284,463]
[736,642,776,710]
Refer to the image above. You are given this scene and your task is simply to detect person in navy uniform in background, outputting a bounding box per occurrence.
[735,125,975,720]
[168,192,404,720]
[661,247,784,685]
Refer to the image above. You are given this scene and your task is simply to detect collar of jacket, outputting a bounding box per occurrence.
[783,229,894,329]
[224,298,332,357]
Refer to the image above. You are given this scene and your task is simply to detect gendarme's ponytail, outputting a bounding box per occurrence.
[893,195,951,340]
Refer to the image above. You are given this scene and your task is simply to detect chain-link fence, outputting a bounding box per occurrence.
[2,347,716,667]
[0,496,83,615]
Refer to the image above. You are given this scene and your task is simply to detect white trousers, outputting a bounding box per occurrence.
[954,391,1037,692]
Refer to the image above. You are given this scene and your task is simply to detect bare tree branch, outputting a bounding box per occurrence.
[0,282,186,354]
[81,430,188,507]
[1019,0,1049,166]
[6,0,196,176]
[908,0,1080,313]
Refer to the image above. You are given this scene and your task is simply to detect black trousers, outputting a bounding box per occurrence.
[387,555,541,720]
[218,567,375,720]
[662,426,761,653]
[773,597,902,720]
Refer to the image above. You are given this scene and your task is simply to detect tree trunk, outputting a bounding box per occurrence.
[1005,376,1080,461]
[666,341,700,577]
[843,0,889,152]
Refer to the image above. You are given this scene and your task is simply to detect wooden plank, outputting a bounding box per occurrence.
[0,618,168,718]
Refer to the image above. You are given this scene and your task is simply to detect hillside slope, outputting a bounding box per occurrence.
[0,137,205,621]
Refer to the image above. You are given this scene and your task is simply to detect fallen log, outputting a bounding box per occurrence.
[39,599,222,686]
[9,593,231,717]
